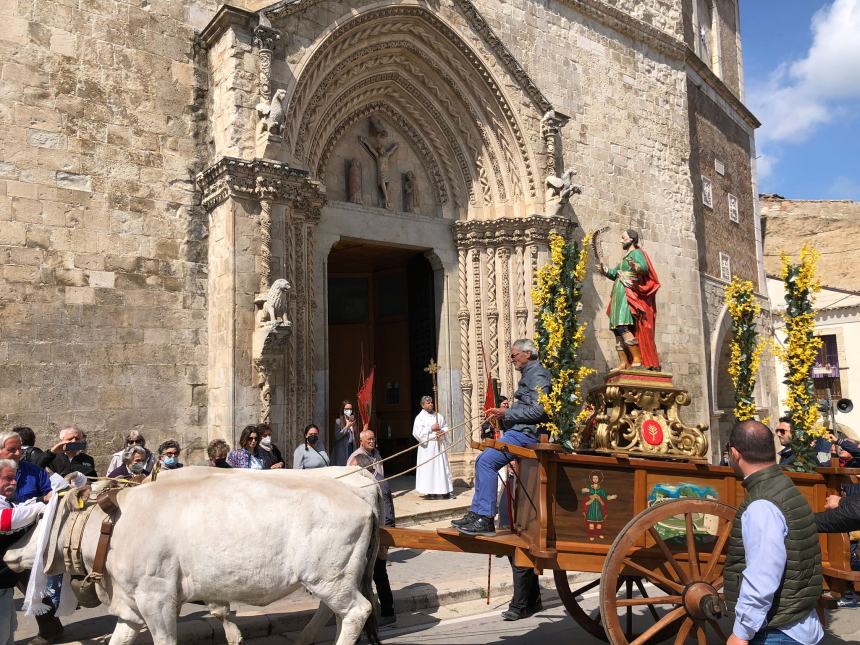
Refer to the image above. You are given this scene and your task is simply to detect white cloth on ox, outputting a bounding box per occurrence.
[22,473,80,617]
[412,410,453,495]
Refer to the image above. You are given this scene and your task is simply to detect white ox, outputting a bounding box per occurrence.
[5,467,383,645]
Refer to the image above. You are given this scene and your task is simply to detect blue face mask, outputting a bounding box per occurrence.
[163,456,178,467]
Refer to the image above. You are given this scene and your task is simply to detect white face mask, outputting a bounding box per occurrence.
[260,436,272,448]
[344,409,353,417]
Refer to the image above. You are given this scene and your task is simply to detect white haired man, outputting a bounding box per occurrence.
[453,339,551,537]
[0,458,46,645]
[33,425,96,478]
[106,430,156,474]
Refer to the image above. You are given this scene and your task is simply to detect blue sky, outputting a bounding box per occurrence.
[740,0,860,200]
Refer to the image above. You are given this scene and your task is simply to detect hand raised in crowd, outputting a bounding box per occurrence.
[49,439,72,454]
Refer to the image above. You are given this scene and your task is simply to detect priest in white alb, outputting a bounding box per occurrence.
[412,395,453,499]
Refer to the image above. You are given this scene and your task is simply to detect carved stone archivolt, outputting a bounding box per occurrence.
[281,4,553,216]
[585,371,709,459]
[454,215,574,418]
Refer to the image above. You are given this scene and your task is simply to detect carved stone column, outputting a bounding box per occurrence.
[514,243,528,339]
[252,24,279,102]
[486,247,499,380]
[541,110,568,177]
[498,245,513,394]
[457,248,472,424]
[453,215,574,417]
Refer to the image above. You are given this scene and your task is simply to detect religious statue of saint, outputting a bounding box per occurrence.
[359,116,399,209]
[403,170,418,212]
[598,229,660,370]
[347,158,362,205]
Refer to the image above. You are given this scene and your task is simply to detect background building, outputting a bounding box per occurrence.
[763,196,860,439]
[0,0,771,470]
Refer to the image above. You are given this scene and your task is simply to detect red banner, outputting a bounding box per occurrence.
[357,367,375,430]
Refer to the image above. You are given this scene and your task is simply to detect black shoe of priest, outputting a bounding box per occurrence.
[457,515,496,536]
[451,511,479,527]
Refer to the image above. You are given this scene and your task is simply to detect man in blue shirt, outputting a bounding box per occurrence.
[0,431,51,503]
[0,431,61,643]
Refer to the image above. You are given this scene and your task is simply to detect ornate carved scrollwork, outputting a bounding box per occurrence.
[586,371,709,459]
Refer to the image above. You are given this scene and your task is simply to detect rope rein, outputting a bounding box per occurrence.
[333,413,485,480]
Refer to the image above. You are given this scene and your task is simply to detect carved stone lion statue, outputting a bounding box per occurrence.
[261,278,291,327]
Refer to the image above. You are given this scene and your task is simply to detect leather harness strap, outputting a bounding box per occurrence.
[86,490,121,583]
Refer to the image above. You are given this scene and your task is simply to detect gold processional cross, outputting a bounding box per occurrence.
[424,358,444,444]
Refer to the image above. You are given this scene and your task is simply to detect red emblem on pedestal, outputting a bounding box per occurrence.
[642,419,663,446]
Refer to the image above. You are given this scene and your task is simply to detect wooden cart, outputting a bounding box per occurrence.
[381,439,860,644]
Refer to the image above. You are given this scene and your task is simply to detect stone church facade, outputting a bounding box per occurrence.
[0,0,774,469]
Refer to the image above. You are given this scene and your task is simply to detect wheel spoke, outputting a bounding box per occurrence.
[710,576,723,591]
[622,558,684,593]
[629,606,687,645]
[572,578,601,598]
[625,578,634,637]
[674,617,695,644]
[616,595,683,607]
[648,527,691,585]
[685,513,700,579]
[707,618,728,641]
[634,577,662,622]
[702,519,732,581]
[695,623,707,645]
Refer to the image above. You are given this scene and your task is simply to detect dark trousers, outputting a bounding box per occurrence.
[507,556,540,611]
[373,558,394,617]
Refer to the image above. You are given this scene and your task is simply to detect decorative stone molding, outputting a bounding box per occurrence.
[196,157,324,213]
[453,214,574,249]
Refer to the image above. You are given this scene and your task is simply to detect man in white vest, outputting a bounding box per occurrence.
[412,396,453,499]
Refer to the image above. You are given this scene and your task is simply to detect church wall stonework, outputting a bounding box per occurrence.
[0,0,240,465]
[472,0,709,421]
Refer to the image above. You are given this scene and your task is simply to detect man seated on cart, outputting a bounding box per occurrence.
[453,338,551,537]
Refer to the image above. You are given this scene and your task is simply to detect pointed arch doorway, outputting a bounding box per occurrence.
[327,239,436,473]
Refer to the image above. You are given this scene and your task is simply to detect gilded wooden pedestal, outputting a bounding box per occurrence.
[584,370,709,459]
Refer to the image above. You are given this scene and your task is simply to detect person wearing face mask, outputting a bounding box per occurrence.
[332,400,357,466]
[107,445,150,479]
[293,424,330,470]
[158,440,184,470]
[257,423,285,469]
[206,439,232,468]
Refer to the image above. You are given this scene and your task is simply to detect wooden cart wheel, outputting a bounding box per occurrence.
[600,499,736,645]
[555,572,675,643]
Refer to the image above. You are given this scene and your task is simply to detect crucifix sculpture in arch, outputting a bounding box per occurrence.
[359,116,399,209]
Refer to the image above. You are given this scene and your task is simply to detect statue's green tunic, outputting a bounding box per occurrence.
[605,248,648,329]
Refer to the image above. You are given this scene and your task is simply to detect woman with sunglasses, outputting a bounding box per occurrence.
[226,425,267,469]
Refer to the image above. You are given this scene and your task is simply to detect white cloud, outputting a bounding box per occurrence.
[747,0,860,186]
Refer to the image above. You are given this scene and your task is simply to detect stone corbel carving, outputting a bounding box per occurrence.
[258,89,287,139]
[545,167,581,217]
[253,277,291,425]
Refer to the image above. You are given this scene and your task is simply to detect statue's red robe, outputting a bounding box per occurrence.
[606,247,661,369]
